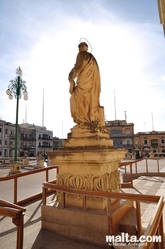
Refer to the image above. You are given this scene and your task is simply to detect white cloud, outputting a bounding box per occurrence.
[1,0,165,137]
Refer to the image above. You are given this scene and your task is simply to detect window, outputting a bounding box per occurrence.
[151,139,158,147]
[126,128,130,134]
[113,139,123,148]
[110,130,122,137]
[144,139,148,145]
[161,139,165,144]
[5,140,7,145]
[5,129,8,135]
[127,140,130,145]
[0,127,1,133]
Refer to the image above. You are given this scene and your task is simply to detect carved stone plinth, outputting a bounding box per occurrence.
[22,158,29,166]
[47,135,126,210]
[9,162,21,175]
[36,158,44,168]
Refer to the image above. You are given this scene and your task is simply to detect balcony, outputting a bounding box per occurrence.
[110,134,133,138]
[123,144,133,149]
[38,137,52,140]
[10,134,15,139]
[151,144,158,148]
[38,145,52,148]
[20,145,36,150]
[20,137,36,141]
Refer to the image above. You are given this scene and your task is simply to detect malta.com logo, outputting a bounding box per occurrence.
[105,233,161,247]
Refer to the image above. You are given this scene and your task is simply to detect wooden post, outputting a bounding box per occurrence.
[130,163,133,187]
[146,159,148,173]
[61,192,65,208]
[107,198,113,235]
[135,161,138,174]
[136,201,142,238]
[46,169,48,182]
[42,187,46,206]
[82,195,86,211]
[157,159,160,173]
[13,213,24,249]
[14,177,17,204]
[156,214,164,249]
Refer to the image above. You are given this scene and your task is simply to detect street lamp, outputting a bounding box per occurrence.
[6,66,28,162]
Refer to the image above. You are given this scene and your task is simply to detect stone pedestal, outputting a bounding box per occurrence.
[22,158,29,166]
[9,162,21,175]
[47,128,126,209]
[36,158,45,168]
[43,126,127,246]
[36,150,45,168]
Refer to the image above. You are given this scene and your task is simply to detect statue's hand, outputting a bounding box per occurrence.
[69,80,75,94]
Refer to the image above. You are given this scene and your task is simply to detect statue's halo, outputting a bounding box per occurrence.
[79,38,93,53]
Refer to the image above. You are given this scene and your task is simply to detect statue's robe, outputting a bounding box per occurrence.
[69,51,101,125]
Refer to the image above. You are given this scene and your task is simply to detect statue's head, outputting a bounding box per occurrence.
[78,42,88,52]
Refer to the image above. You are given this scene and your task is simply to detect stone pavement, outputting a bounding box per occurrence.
[0,199,103,249]
[0,166,103,249]
[1,163,165,248]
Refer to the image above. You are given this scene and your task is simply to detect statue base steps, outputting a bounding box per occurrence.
[41,199,133,248]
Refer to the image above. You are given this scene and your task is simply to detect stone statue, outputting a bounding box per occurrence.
[68,42,106,133]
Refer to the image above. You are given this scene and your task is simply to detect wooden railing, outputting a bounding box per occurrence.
[119,158,165,188]
[42,182,164,249]
[1,159,165,248]
[0,165,58,205]
[0,157,37,164]
[0,199,26,249]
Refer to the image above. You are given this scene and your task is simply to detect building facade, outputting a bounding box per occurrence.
[0,120,16,157]
[134,131,165,157]
[105,120,134,150]
[19,123,53,157]
[0,120,53,158]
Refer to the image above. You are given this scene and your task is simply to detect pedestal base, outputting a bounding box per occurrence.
[47,136,126,210]
[22,158,29,166]
[36,159,45,168]
[9,162,21,175]
[42,205,109,248]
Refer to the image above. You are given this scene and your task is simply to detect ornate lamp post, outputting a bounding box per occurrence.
[6,66,28,162]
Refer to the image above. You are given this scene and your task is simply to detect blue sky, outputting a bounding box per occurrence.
[0,0,165,138]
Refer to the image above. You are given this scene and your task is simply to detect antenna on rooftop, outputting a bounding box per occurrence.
[42,89,44,127]
[124,111,127,121]
[151,112,154,131]
[25,105,27,123]
[114,89,117,120]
